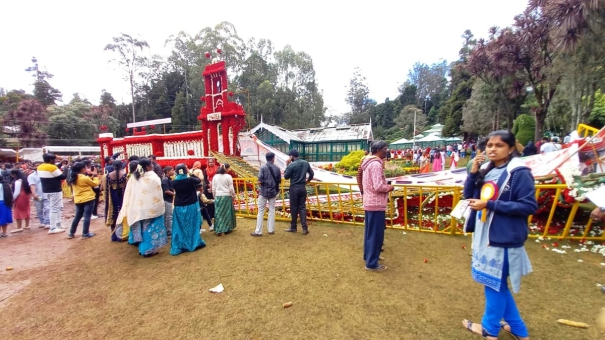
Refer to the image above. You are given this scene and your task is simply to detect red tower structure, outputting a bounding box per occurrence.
[198,59,246,156]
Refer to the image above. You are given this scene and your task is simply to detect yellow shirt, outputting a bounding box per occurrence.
[72,174,99,204]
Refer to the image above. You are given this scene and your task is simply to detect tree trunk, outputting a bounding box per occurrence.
[130,69,136,123]
[534,109,546,142]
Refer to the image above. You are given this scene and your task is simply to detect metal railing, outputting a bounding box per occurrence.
[232,178,604,241]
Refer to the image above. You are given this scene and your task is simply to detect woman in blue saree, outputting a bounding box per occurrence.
[116,158,168,257]
[169,164,205,255]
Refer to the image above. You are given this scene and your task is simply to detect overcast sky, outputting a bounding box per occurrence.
[1,0,530,118]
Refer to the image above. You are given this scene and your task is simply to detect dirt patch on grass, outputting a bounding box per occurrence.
[0,214,603,339]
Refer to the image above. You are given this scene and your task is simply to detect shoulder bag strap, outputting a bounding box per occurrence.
[266,164,280,189]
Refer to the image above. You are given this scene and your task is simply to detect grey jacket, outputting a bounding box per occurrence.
[258,162,281,198]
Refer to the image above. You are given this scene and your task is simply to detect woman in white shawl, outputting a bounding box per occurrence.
[116,158,167,257]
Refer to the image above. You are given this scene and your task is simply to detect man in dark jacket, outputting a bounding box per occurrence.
[284,149,313,235]
[251,152,281,237]
[148,155,163,178]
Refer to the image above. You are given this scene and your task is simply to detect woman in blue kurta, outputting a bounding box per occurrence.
[461,130,537,340]
[116,158,168,257]
[169,164,205,255]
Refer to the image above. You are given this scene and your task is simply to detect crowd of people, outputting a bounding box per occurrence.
[390,135,568,177]
[0,130,579,339]
[0,153,240,258]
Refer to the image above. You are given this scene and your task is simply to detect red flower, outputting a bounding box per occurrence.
[142,127,146,131]
[99,125,108,131]
[228,91,234,97]
[125,127,130,132]
[217,48,222,54]
[150,125,155,129]
[187,150,194,155]
[205,52,211,59]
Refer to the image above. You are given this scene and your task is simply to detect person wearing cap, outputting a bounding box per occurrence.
[284,149,314,235]
[37,153,67,234]
[28,161,50,229]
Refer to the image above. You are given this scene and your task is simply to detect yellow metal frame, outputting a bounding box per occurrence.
[232,178,605,241]
[577,123,600,138]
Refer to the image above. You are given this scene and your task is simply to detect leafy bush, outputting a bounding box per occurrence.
[335,150,366,171]
[512,114,536,145]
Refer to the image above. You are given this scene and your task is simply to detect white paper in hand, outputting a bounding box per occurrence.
[451,200,470,220]
[209,283,224,293]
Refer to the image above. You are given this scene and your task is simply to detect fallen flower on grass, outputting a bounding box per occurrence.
[209,283,224,293]
[556,319,589,329]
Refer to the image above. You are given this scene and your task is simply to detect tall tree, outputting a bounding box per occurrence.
[534,0,605,130]
[104,33,150,123]
[532,0,605,50]
[395,105,427,139]
[510,6,560,141]
[462,80,500,138]
[373,98,401,130]
[404,61,449,111]
[441,30,477,137]
[25,57,62,107]
[100,89,117,108]
[396,82,418,109]
[170,91,188,132]
[345,67,371,122]
[47,96,95,146]
[3,99,48,147]
[273,45,325,128]
[466,27,527,132]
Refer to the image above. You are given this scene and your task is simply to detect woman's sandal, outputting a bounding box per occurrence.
[499,321,522,340]
[462,319,497,339]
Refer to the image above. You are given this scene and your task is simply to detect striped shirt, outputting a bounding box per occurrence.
[37,163,66,193]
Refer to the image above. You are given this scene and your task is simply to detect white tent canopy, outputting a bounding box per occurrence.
[390,137,410,145]
[0,148,17,157]
[18,148,43,162]
[416,134,444,142]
